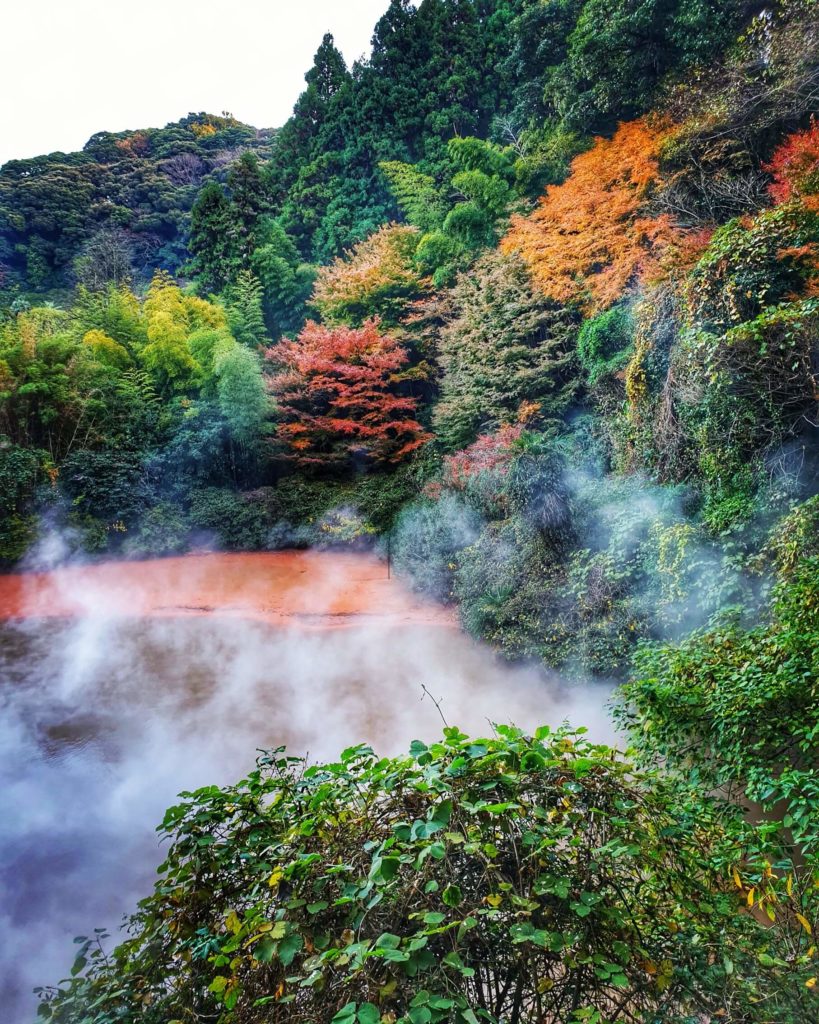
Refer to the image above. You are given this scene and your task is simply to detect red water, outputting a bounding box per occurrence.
[0,550,455,629]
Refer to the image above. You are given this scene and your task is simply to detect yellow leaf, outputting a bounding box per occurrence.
[747,888,755,908]
[787,875,793,897]
[806,977,816,989]
[268,868,283,889]
[732,867,742,890]
[225,910,241,935]
[486,894,503,908]
[796,914,813,935]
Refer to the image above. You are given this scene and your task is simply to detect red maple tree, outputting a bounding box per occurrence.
[268,319,429,469]
[764,118,819,205]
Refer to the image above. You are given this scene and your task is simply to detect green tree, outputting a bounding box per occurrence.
[189,181,238,293]
[226,269,268,348]
[435,252,578,449]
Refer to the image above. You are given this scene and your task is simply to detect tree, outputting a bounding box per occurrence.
[212,337,269,445]
[226,269,268,347]
[189,181,238,293]
[311,223,427,327]
[250,218,316,339]
[434,252,578,450]
[73,227,134,291]
[268,319,428,469]
[228,152,268,265]
[503,119,677,312]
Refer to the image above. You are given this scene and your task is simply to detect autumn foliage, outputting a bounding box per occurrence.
[310,223,427,327]
[764,118,819,205]
[268,319,428,469]
[502,120,677,312]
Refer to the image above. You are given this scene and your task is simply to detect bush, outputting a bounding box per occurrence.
[576,305,634,387]
[37,726,764,1024]
[122,502,190,558]
[188,487,271,550]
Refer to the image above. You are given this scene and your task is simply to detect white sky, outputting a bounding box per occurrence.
[0,0,399,166]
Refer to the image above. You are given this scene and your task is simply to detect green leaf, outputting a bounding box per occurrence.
[357,1003,381,1024]
[442,884,462,907]
[332,1002,358,1024]
[278,932,303,967]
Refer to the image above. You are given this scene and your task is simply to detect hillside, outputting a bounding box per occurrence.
[2,0,819,1020]
[0,113,273,294]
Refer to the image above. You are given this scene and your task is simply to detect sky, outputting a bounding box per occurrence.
[0,0,401,166]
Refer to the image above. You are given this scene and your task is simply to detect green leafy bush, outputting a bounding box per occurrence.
[576,306,634,388]
[37,726,765,1024]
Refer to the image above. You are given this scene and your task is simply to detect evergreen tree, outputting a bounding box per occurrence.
[434,251,578,450]
[189,182,238,293]
[227,152,268,266]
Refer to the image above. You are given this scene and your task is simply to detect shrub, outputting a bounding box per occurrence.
[576,305,634,387]
[188,487,271,550]
[618,553,819,896]
[685,203,819,330]
[122,502,190,558]
[38,726,761,1024]
[764,117,819,204]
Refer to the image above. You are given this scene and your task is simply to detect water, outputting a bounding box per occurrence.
[0,551,614,1022]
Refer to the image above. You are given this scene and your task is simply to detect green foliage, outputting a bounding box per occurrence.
[250,218,315,340]
[212,338,269,447]
[188,487,271,550]
[616,557,819,1020]
[122,502,190,558]
[686,202,819,331]
[434,252,577,450]
[0,438,45,562]
[0,114,271,291]
[40,725,768,1024]
[577,305,635,387]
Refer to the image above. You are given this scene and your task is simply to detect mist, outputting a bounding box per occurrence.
[0,548,615,1023]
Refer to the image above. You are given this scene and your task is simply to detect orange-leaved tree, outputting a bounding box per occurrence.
[268,319,429,469]
[502,119,676,313]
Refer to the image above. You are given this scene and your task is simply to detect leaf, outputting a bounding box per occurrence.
[442,884,462,907]
[254,938,276,963]
[378,856,400,881]
[279,932,303,967]
[796,914,813,935]
[357,1003,381,1024]
[485,894,503,908]
[268,867,283,888]
[332,1002,359,1024]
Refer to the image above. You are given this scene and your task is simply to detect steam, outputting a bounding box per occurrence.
[0,548,615,1023]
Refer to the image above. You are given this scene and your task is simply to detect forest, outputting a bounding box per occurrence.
[2,0,818,1020]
